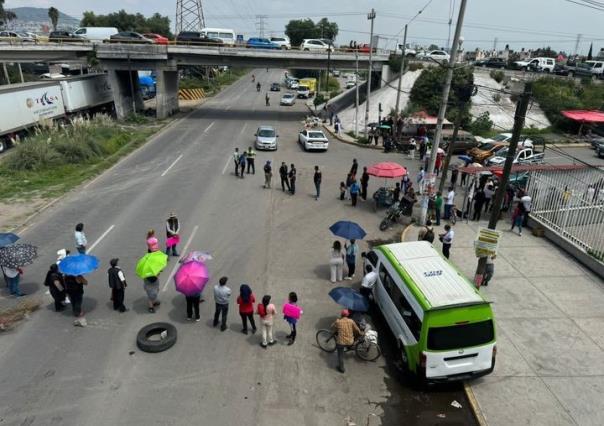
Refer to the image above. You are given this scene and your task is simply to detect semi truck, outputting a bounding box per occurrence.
[0,74,114,152]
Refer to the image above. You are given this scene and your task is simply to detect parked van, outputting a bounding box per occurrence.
[364,241,496,383]
[200,28,235,46]
[73,27,118,43]
[514,57,555,73]
[298,78,317,96]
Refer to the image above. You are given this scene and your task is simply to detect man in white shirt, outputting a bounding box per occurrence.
[445,187,455,220]
[439,224,454,259]
[360,265,377,298]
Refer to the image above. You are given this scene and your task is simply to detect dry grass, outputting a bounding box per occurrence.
[0,298,42,331]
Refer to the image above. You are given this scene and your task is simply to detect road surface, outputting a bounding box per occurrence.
[0,70,475,426]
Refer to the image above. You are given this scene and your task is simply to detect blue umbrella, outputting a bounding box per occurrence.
[328,287,369,312]
[58,254,100,276]
[329,221,366,240]
[0,233,19,248]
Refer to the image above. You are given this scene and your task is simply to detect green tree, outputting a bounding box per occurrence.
[469,112,494,136]
[316,18,338,41]
[80,9,172,37]
[48,7,59,31]
[0,0,16,29]
[285,18,318,47]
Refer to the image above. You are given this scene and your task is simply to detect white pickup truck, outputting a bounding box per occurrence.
[487,147,545,166]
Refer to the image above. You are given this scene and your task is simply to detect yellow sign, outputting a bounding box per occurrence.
[474,227,502,258]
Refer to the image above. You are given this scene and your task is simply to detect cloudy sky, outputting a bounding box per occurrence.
[7,0,604,53]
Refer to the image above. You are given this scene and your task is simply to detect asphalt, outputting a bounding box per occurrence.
[0,69,475,426]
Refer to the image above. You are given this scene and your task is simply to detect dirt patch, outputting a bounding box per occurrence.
[0,297,42,331]
[0,197,49,232]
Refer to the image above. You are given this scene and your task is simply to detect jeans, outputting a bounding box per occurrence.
[444,204,452,220]
[186,295,201,319]
[7,275,20,296]
[247,159,255,174]
[336,344,346,372]
[76,246,86,254]
[112,288,126,312]
[240,312,256,332]
[315,182,321,199]
[347,260,356,277]
[234,160,239,176]
[261,321,274,345]
[351,193,358,206]
[281,176,290,192]
[239,164,246,177]
[213,303,228,329]
[165,245,178,256]
[289,179,296,194]
[442,243,451,259]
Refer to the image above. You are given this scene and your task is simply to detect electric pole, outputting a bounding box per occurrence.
[175,0,205,34]
[420,0,468,225]
[438,103,463,194]
[574,33,582,56]
[394,24,408,115]
[364,8,376,137]
[355,51,360,137]
[474,82,532,286]
[255,15,268,38]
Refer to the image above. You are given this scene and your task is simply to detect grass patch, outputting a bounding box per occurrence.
[180,67,249,96]
[0,115,159,200]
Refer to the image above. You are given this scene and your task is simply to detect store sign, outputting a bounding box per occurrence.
[474,227,502,258]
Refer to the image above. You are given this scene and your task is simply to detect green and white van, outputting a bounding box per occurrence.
[364,241,496,382]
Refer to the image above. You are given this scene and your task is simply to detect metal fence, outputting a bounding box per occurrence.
[525,166,604,254]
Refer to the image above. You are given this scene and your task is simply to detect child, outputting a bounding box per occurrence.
[339,182,346,201]
[393,182,401,203]
[283,292,302,346]
[511,202,524,236]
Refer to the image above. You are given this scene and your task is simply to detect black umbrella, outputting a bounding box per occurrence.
[0,243,38,269]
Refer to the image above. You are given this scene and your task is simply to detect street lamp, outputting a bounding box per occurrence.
[363,8,376,137]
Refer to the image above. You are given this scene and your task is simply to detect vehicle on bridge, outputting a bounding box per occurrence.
[474,57,507,69]
[201,28,236,46]
[144,33,169,45]
[280,93,296,106]
[254,126,279,151]
[0,31,36,43]
[73,27,118,43]
[109,32,154,44]
[417,50,450,63]
[299,129,329,151]
[299,39,333,52]
[176,32,223,46]
[48,31,88,43]
[566,60,604,79]
[363,242,496,383]
[246,38,280,49]
[270,36,291,50]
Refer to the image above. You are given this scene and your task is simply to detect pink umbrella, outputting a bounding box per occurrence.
[174,260,210,296]
[367,162,407,178]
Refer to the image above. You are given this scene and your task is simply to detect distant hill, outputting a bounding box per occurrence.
[7,7,80,29]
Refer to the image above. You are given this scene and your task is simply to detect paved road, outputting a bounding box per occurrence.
[0,70,475,426]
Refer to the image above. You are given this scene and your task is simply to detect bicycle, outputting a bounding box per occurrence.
[316,329,381,361]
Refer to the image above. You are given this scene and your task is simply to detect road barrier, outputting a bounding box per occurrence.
[178,88,205,100]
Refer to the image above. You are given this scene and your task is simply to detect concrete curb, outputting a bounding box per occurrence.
[322,124,383,150]
[464,382,488,426]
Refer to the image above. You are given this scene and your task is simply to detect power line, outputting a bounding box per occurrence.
[563,0,604,11]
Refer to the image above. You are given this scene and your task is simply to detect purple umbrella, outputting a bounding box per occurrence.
[174,260,210,296]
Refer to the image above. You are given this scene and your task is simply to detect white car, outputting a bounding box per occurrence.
[345,80,356,89]
[270,36,291,50]
[286,78,299,89]
[0,31,36,43]
[298,129,329,151]
[280,93,296,106]
[255,126,278,150]
[299,39,333,52]
[477,133,533,149]
[418,50,450,62]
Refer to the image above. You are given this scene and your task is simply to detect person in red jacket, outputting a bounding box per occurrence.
[237,284,257,334]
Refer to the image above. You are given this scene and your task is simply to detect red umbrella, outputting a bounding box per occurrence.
[367,162,407,178]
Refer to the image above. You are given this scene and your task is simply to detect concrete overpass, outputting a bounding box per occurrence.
[0,42,390,119]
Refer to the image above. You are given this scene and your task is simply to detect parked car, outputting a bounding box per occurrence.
[270,36,291,50]
[595,140,604,158]
[109,32,153,44]
[48,31,87,43]
[552,64,570,76]
[270,82,281,92]
[280,93,296,106]
[439,129,478,154]
[296,85,310,99]
[0,31,36,43]
[176,32,223,46]
[299,129,329,151]
[486,147,545,166]
[246,37,279,49]
[468,142,507,163]
[513,57,555,72]
[299,39,332,52]
[144,33,169,45]
[567,61,604,79]
[254,126,278,150]
[474,57,507,69]
[417,50,450,62]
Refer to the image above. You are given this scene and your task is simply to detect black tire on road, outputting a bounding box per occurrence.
[136,322,177,353]
[316,329,337,352]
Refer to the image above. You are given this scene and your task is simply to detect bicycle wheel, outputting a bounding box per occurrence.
[355,340,381,361]
[316,329,337,352]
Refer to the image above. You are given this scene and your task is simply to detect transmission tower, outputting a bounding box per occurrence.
[255,15,268,38]
[176,0,206,34]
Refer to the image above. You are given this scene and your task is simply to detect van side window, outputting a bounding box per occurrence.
[365,251,378,267]
[390,284,422,340]
[378,264,394,297]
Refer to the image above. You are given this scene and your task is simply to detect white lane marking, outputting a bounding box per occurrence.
[221,156,232,175]
[161,225,199,292]
[161,154,183,177]
[87,225,115,253]
[204,121,215,133]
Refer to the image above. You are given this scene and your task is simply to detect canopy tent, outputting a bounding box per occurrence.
[561,110,604,123]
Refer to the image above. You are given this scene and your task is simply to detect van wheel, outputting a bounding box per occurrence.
[303,48,310,51]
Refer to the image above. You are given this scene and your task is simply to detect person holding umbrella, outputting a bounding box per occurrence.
[344,239,359,280]
[331,309,363,373]
[107,258,128,313]
[136,251,168,313]
[44,264,65,311]
[65,274,87,321]
[0,242,37,296]
[237,284,257,334]
[165,213,180,256]
[174,259,210,321]
[4,266,23,297]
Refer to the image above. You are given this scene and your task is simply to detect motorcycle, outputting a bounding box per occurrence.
[379,205,404,231]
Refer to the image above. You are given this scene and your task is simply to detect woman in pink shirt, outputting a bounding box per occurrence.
[146,229,159,253]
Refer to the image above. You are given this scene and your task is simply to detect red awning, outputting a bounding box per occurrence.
[561,110,604,123]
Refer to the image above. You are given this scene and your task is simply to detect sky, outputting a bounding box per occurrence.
[7,0,604,54]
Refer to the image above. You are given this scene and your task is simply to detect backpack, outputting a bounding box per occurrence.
[422,227,435,243]
[264,164,271,173]
[257,303,266,318]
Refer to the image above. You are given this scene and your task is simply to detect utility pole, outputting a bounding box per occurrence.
[355,51,360,137]
[364,8,376,137]
[175,0,205,34]
[325,41,332,97]
[394,24,408,115]
[438,103,463,194]
[474,82,532,286]
[574,33,582,56]
[493,37,498,54]
[420,0,468,225]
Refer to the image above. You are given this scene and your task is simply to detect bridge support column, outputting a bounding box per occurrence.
[107,69,144,119]
[156,68,179,119]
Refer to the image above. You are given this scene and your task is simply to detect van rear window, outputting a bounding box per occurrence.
[427,320,494,351]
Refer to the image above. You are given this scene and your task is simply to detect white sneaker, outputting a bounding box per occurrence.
[344,277,352,280]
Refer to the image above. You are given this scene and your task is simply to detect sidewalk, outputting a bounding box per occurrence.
[404,219,604,426]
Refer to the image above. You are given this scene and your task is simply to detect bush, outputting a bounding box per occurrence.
[490,70,505,83]
[408,62,424,72]
[5,139,61,171]
[469,112,494,136]
[492,93,502,103]
[329,90,341,99]
[314,93,326,106]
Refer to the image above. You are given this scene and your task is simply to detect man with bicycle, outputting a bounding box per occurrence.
[331,310,363,373]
